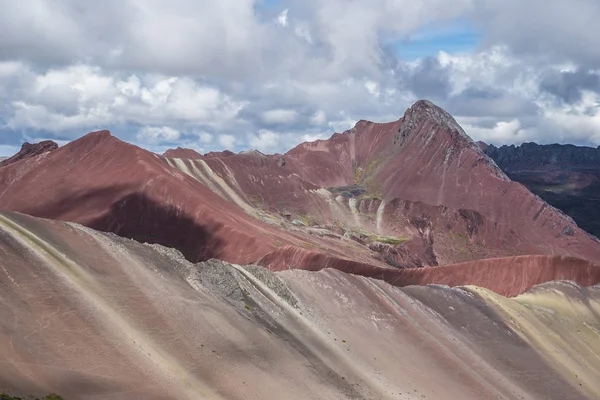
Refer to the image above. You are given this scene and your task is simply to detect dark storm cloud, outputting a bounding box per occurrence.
[472,0,600,68]
[403,57,452,100]
[446,87,540,118]
[539,69,600,104]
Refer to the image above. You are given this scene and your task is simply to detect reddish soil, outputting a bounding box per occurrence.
[258,247,600,297]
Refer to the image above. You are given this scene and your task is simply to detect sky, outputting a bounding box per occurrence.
[1,0,600,156]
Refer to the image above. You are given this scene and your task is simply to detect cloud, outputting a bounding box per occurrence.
[1,64,245,135]
[446,87,540,118]
[248,129,280,152]
[401,57,452,100]
[471,0,600,68]
[0,1,599,153]
[276,9,289,27]
[260,109,298,125]
[294,25,313,44]
[364,80,380,97]
[301,132,328,142]
[137,126,180,144]
[461,119,524,144]
[219,134,237,148]
[539,69,600,104]
[310,110,327,125]
[0,0,266,77]
[198,132,214,144]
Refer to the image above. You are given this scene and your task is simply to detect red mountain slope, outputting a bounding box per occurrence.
[1,101,599,297]
[166,100,600,264]
[0,131,294,264]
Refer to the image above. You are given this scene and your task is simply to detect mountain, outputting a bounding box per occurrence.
[484,142,600,238]
[0,130,298,266]
[163,100,600,265]
[0,211,599,399]
[0,140,58,168]
[0,102,599,290]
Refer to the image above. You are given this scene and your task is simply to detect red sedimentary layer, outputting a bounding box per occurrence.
[258,248,600,297]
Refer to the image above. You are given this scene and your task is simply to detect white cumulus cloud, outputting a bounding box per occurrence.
[260,109,298,125]
[248,129,280,152]
[137,126,180,144]
[219,134,237,149]
[276,9,289,27]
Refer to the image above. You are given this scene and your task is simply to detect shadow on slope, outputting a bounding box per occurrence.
[20,187,224,263]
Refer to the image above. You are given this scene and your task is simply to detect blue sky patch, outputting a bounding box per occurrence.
[395,19,480,60]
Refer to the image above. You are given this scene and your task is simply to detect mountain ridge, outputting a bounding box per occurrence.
[1,210,598,399]
[1,100,599,293]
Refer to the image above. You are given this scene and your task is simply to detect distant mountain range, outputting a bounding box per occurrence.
[482,142,600,238]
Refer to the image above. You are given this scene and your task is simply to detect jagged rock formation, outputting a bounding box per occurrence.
[1,211,599,399]
[0,140,58,168]
[484,142,600,238]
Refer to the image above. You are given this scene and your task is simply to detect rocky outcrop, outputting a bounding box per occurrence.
[0,140,58,167]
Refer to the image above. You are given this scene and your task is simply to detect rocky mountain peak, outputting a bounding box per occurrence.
[401,100,472,141]
[395,100,509,181]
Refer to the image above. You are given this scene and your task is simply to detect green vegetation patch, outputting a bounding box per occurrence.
[344,226,409,246]
[1,394,64,400]
[296,213,316,226]
[371,235,410,245]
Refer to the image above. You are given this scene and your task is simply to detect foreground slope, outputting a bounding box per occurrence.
[484,142,600,238]
[1,211,599,399]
